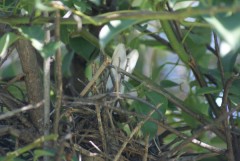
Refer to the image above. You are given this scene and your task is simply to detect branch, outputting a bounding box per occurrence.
[53,9,62,140]
[1,5,240,26]
[15,40,44,132]
[213,32,225,85]
[43,11,51,161]
[221,74,239,161]
[0,101,44,120]
[6,134,58,160]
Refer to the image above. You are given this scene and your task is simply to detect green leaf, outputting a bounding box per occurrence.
[152,64,166,81]
[206,13,240,51]
[183,94,209,128]
[62,50,75,77]
[0,156,25,161]
[229,80,240,104]
[35,0,55,11]
[0,32,19,55]
[184,32,206,60]
[7,85,25,101]
[221,50,239,72]
[145,91,167,115]
[132,90,167,139]
[18,25,62,58]
[60,25,70,44]
[160,80,179,88]
[99,19,141,48]
[201,0,240,52]
[18,26,44,41]
[69,37,96,61]
[118,123,132,136]
[18,25,44,51]
[60,25,77,44]
[132,101,158,139]
[0,59,22,79]
[40,41,61,58]
[196,87,222,95]
[33,149,54,161]
[188,27,211,45]
[73,0,91,13]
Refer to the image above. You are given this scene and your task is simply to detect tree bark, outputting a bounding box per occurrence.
[16,39,44,133]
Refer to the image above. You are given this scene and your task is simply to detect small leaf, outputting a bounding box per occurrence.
[229,95,240,105]
[160,80,179,88]
[132,101,158,139]
[196,87,222,95]
[152,64,166,81]
[99,19,141,48]
[35,0,55,11]
[40,41,61,58]
[145,91,167,115]
[132,90,167,139]
[0,32,19,56]
[183,94,209,128]
[119,123,131,136]
[73,0,91,13]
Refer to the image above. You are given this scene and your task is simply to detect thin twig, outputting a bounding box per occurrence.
[207,45,216,55]
[110,93,164,119]
[221,74,239,109]
[135,25,172,50]
[221,74,239,161]
[0,91,32,127]
[213,32,225,85]
[96,104,107,156]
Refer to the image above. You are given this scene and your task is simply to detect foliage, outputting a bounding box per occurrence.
[0,0,240,161]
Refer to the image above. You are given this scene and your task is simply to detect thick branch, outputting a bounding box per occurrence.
[16,39,44,133]
[1,5,240,26]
